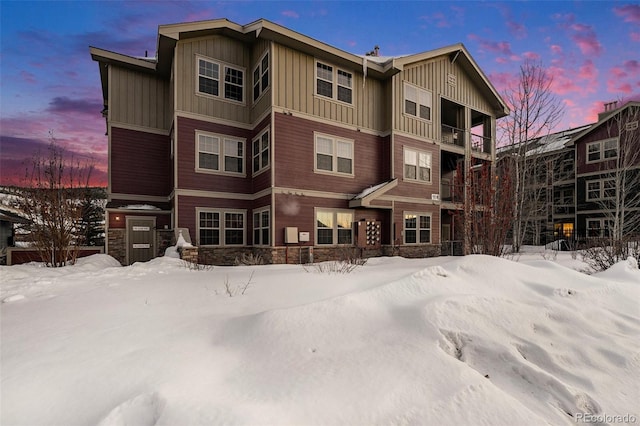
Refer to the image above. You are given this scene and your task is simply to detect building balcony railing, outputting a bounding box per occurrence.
[471,133,492,154]
[441,125,465,148]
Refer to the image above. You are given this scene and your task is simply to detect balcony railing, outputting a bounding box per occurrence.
[441,125,465,148]
[471,133,492,154]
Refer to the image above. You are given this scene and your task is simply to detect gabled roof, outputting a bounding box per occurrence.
[91,18,509,117]
[566,101,640,146]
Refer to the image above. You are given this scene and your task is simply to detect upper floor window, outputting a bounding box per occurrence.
[316,209,354,245]
[253,208,270,246]
[404,82,432,121]
[196,131,245,176]
[404,213,431,244]
[316,61,353,104]
[315,133,354,176]
[404,148,432,183]
[197,56,245,103]
[586,178,615,201]
[198,209,246,246]
[586,138,617,163]
[253,128,270,174]
[253,52,269,101]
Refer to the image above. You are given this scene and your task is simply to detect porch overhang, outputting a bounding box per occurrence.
[349,179,398,209]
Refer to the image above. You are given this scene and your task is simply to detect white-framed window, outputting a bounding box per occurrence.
[253,128,270,174]
[586,138,617,163]
[316,209,354,245]
[253,52,269,102]
[404,82,432,121]
[586,178,616,201]
[586,218,614,237]
[196,131,245,176]
[404,212,431,244]
[197,208,246,246]
[253,208,270,246]
[314,133,354,176]
[197,56,245,103]
[198,57,219,96]
[403,148,432,183]
[315,61,353,104]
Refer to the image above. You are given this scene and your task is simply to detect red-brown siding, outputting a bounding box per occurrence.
[111,127,170,196]
[575,124,621,175]
[177,116,253,193]
[273,113,390,193]
[389,133,441,199]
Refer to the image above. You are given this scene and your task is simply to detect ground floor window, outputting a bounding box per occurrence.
[586,218,613,238]
[197,209,245,246]
[404,212,431,244]
[253,208,270,246]
[316,209,354,245]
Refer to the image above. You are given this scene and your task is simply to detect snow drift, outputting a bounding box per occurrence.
[1,253,638,425]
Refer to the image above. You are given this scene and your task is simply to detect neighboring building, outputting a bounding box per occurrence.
[568,101,640,241]
[499,101,640,247]
[90,18,509,265]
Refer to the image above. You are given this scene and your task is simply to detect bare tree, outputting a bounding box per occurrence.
[455,160,514,256]
[18,134,95,267]
[499,60,565,252]
[583,102,640,269]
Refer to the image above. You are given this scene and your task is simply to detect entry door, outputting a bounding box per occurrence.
[127,217,155,264]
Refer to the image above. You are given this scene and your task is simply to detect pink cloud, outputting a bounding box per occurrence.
[613,4,640,23]
[281,10,299,19]
[550,45,563,55]
[496,57,508,64]
[623,60,639,73]
[631,32,640,42]
[553,14,602,56]
[522,51,540,60]
[548,66,583,94]
[347,40,357,47]
[20,70,37,84]
[467,34,514,56]
[419,12,451,28]
[507,20,527,39]
[563,99,576,108]
[578,60,598,81]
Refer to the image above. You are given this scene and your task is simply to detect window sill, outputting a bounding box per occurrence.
[314,169,355,178]
[196,168,246,178]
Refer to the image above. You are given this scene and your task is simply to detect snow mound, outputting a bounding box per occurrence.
[97,392,164,426]
[594,256,640,282]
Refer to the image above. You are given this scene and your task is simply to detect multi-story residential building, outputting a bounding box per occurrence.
[90,18,508,265]
[498,100,639,248]
[568,101,640,241]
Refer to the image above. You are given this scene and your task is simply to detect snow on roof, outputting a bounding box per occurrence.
[121,204,162,211]
[352,181,392,200]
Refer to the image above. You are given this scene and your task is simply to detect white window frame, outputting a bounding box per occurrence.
[252,127,270,175]
[403,147,432,183]
[315,208,354,246]
[195,131,246,177]
[403,82,432,121]
[196,208,246,247]
[586,178,616,201]
[315,60,353,105]
[253,207,270,246]
[196,55,246,105]
[314,133,354,177]
[586,138,618,163]
[404,212,432,244]
[586,218,614,238]
[253,51,269,102]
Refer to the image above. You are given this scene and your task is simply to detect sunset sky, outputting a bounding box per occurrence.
[1,1,639,187]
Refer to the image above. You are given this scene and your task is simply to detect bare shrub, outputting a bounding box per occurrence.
[303,260,362,274]
[181,260,214,271]
[234,253,264,266]
[581,237,640,272]
[224,272,255,296]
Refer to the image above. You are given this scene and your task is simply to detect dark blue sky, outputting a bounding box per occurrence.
[1,1,638,185]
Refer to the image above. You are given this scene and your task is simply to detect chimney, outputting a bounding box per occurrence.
[374,45,380,57]
[599,101,619,120]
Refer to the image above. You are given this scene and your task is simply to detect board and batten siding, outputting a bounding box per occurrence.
[272,44,386,132]
[394,56,495,138]
[250,39,272,123]
[110,67,171,130]
[175,36,251,124]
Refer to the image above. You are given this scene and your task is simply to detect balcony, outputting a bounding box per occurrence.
[441,125,465,148]
[471,133,492,154]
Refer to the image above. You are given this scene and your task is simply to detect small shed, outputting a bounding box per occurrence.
[0,209,28,264]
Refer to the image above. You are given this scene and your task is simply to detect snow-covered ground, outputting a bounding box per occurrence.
[1,250,638,426]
